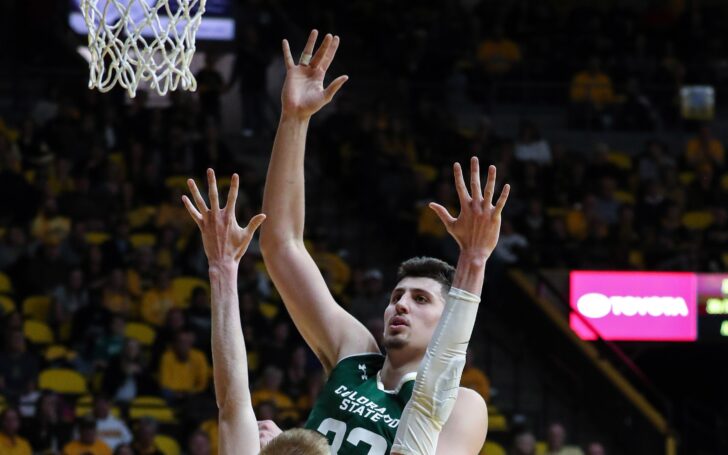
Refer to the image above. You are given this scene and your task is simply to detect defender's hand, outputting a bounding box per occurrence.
[182,169,266,268]
[281,29,349,119]
[429,157,510,260]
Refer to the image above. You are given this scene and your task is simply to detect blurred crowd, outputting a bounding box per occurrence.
[2,0,728,454]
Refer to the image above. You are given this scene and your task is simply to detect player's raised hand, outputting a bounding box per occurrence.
[429,157,510,260]
[281,29,349,119]
[182,168,266,268]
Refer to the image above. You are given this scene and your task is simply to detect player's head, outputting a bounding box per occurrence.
[260,428,329,455]
[383,256,454,352]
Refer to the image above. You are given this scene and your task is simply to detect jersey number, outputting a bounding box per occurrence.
[317,418,388,454]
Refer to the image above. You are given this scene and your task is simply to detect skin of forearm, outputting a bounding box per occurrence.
[260,114,311,247]
[451,250,488,296]
[209,262,251,408]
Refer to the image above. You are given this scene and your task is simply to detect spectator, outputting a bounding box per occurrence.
[92,315,126,368]
[187,287,212,356]
[585,442,605,455]
[92,395,132,450]
[685,125,725,171]
[0,330,39,400]
[102,269,133,318]
[475,26,522,76]
[514,121,552,165]
[0,408,32,455]
[228,26,270,136]
[51,267,89,336]
[259,319,293,369]
[511,430,536,455]
[62,416,112,455]
[195,53,225,123]
[159,330,210,399]
[492,220,529,265]
[102,338,155,403]
[546,422,584,455]
[0,226,29,270]
[151,307,188,367]
[113,444,134,455]
[569,58,617,129]
[140,268,181,327]
[24,392,72,453]
[459,348,491,402]
[187,430,211,455]
[350,268,389,324]
[131,418,164,455]
[251,366,297,424]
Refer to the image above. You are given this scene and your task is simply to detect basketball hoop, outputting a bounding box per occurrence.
[80,0,207,98]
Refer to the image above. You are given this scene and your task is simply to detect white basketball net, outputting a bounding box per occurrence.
[81,0,207,97]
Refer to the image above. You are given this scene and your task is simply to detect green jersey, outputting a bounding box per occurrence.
[304,353,416,454]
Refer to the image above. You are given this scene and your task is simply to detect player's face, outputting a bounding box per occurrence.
[382,277,446,351]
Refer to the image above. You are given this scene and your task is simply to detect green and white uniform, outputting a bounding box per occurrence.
[304,353,416,455]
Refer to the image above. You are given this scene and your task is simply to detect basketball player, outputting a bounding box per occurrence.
[182,170,329,455]
[259,30,510,454]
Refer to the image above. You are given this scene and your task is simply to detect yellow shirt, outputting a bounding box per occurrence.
[141,288,181,326]
[460,366,491,402]
[477,39,522,74]
[159,348,210,393]
[570,71,616,107]
[63,439,113,455]
[102,289,133,316]
[686,138,725,167]
[0,434,32,455]
[251,389,299,421]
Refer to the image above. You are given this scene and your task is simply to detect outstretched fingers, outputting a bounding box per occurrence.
[429,203,456,227]
[483,165,496,205]
[453,162,471,206]
[281,39,295,69]
[207,168,219,210]
[324,75,349,102]
[319,35,340,72]
[470,156,482,202]
[181,195,202,225]
[245,213,267,235]
[187,178,208,213]
[495,183,510,216]
[301,29,318,62]
[225,173,240,219]
[310,33,333,68]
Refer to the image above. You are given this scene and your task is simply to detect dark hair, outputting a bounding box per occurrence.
[396,257,455,297]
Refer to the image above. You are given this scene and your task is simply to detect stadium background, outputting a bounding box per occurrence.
[0,0,727,454]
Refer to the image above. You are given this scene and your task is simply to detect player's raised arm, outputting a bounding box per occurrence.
[393,158,510,455]
[260,30,378,372]
[182,169,266,455]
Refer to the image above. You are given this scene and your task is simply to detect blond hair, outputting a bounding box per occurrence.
[259,428,329,455]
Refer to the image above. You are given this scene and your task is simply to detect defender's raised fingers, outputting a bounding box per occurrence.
[324,75,349,102]
[319,35,340,72]
[187,178,208,213]
[495,184,510,216]
[453,162,471,205]
[181,195,202,224]
[282,39,295,69]
[470,156,482,201]
[310,33,333,68]
[300,29,319,64]
[225,173,240,216]
[483,165,497,205]
[207,168,219,210]
[245,213,267,234]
